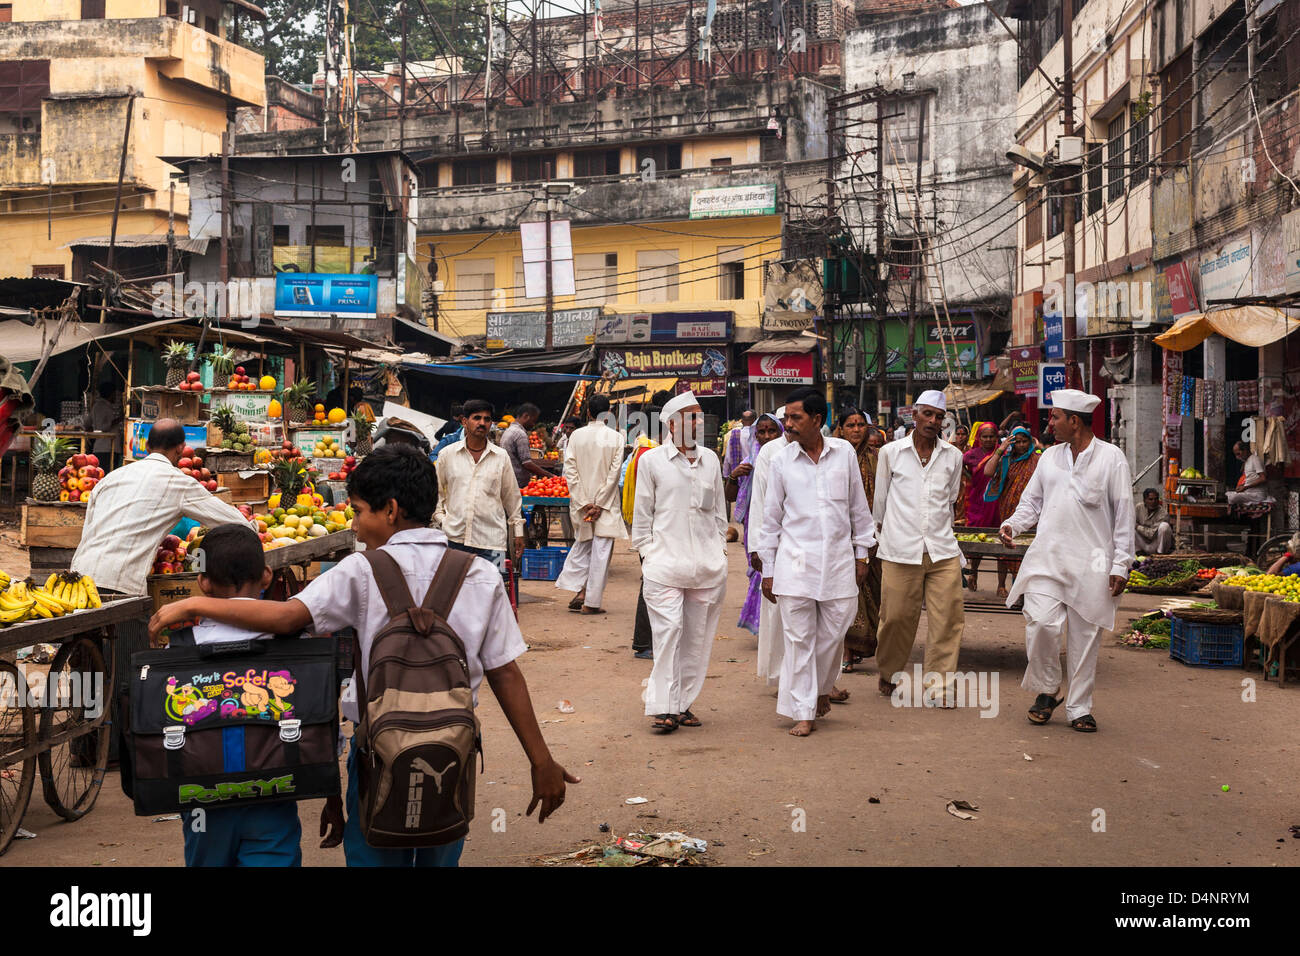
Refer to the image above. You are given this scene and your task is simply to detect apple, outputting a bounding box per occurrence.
[183,446,195,458]
[205,479,218,492]
[178,457,193,470]
[58,466,72,479]
[200,468,211,480]
[80,477,97,493]
[72,453,88,469]
[344,456,356,466]
[86,454,99,468]
[191,455,203,467]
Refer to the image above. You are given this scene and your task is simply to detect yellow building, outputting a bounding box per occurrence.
[0,0,265,280]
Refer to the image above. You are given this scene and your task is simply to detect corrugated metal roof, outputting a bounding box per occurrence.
[62,235,210,254]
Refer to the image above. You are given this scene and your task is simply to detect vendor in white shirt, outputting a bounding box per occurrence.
[873,390,966,705]
[999,389,1135,733]
[757,388,875,737]
[71,419,250,596]
[630,391,728,734]
[1226,441,1274,507]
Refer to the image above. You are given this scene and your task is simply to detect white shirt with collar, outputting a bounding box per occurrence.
[630,441,728,590]
[295,528,526,723]
[71,453,251,595]
[872,431,963,565]
[432,438,524,552]
[757,436,876,601]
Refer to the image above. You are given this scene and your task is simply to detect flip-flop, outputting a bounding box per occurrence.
[652,714,678,733]
[677,710,702,727]
[579,606,607,615]
[1069,714,1098,733]
[1027,692,1063,724]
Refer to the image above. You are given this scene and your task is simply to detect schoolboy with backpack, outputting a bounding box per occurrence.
[148,444,578,866]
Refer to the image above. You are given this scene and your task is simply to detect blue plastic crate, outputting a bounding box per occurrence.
[1170,616,1243,667]
[520,546,570,581]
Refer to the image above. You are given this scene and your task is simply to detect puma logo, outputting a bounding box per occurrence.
[411,756,454,794]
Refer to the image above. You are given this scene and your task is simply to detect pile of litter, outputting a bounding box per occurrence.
[536,832,711,867]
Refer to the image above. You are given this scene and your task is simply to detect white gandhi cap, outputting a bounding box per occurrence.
[915,389,947,411]
[661,391,700,419]
[1050,388,1102,415]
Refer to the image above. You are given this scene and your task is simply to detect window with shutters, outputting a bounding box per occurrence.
[717,246,746,300]
[1106,113,1126,202]
[635,143,682,174]
[452,159,497,186]
[1159,50,1193,168]
[1129,103,1150,188]
[572,149,619,178]
[636,250,680,303]
[1024,187,1043,247]
[510,154,553,182]
[575,252,617,304]
[81,0,105,18]
[1086,142,1104,214]
[454,259,496,309]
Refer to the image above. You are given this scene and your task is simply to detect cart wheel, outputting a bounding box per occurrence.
[0,660,37,857]
[38,637,110,822]
[1256,533,1294,571]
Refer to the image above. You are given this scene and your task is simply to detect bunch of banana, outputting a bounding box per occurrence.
[0,570,10,591]
[0,580,37,624]
[41,572,100,611]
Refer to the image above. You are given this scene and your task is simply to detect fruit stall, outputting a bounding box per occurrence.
[0,579,153,857]
[954,530,1035,614]
[520,474,573,578]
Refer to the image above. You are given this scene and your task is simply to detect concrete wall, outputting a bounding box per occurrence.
[843,2,1019,306]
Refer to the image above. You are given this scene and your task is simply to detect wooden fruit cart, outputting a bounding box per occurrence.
[956,529,1035,615]
[0,596,153,857]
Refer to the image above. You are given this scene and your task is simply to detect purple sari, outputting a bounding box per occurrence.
[963,444,999,528]
[736,415,782,634]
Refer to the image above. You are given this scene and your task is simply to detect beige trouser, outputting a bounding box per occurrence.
[876,554,965,694]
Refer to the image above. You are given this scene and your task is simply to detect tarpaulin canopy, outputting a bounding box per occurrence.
[1153,306,1300,351]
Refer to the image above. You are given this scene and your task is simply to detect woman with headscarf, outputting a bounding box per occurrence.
[867,426,887,452]
[834,409,882,672]
[729,413,785,634]
[962,422,1001,590]
[982,425,1038,597]
[950,424,971,525]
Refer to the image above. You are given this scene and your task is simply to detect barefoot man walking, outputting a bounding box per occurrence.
[758,388,875,736]
[999,389,1134,733]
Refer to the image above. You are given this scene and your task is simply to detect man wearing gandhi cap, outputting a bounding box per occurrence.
[630,391,729,733]
[998,388,1135,733]
[872,389,967,705]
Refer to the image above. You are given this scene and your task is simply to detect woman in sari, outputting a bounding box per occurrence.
[730,413,785,634]
[950,424,971,525]
[982,425,1038,597]
[835,409,882,672]
[962,422,1001,590]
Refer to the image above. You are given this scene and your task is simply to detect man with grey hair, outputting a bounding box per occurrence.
[872,390,966,706]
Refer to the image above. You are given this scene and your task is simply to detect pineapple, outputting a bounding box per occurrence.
[283,379,316,424]
[163,341,192,388]
[269,456,308,502]
[352,411,374,455]
[209,404,237,450]
[31,433,73,502]
[207,346,236,382]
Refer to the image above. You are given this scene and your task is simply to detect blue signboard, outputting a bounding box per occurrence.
[649,311,732,342]
[1038,363,1068,405]
[274,273,378,319]
[1043,308,1064,360]
[129,421,209,459]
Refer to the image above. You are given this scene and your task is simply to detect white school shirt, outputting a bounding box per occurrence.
[630,442,728,590]
[295,528,526,723]
[756,437,876,601]
[72,453,251,595]
[432,439,524,552]
[563,420,627,541]
[192,598,273,645]
[872,432,963,565]
[1003,437,1136,631]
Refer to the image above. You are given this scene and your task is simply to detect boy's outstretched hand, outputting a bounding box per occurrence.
[527,758,581,824]
[320,795,345,848]
[149,598,199,646]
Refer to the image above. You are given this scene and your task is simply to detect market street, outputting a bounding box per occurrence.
[3,543,1295,868]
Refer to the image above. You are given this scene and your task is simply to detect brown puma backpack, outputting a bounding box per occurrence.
[352,547,480,848]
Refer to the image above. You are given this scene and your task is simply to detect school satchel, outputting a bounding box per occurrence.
[119,631,340,815]
[352,548,479,848]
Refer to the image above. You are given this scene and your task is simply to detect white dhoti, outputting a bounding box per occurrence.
[1021,591,1103,722]
[1136,522,1173,554]
[756,597,784,686]
[555,536,615,608]
[642,580,725,716]
[775,595,857,721]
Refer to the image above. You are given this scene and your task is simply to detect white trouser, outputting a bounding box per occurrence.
[642,580,725,716]
[1021,591,1103,722]
[1136,522,1173,554]
[776,595,858,722]
[555,536,615,608]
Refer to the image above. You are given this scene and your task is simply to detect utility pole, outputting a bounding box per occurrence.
[874,91,887,413]
[544,183,554,351]
[905,95,925,406]
[399,0,407,153]
[105,95,135,283]
[166,180,176,276]
[1061,0,1078,388]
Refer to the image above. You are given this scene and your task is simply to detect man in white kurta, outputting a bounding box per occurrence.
[555,395,626,613]
[631,392,728,731]
[747,408,789,686]
[758,389,875,736]
[1001,389,1135,733]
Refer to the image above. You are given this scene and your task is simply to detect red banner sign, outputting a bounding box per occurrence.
[747,352,814,385]
[1165,261,1199,316]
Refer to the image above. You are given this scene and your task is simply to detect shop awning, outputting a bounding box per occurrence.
[0,317,181,363]
[62,234,211,255]
[746,335,819,354]
[1153,306,1300,352]
[402,362,599,385]
[608,376,678,401]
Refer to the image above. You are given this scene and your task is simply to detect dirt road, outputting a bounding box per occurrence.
[3,543,1296,867]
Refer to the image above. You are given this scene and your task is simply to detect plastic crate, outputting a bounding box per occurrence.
[1170,616,1244,667]
[520,546,570,581]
